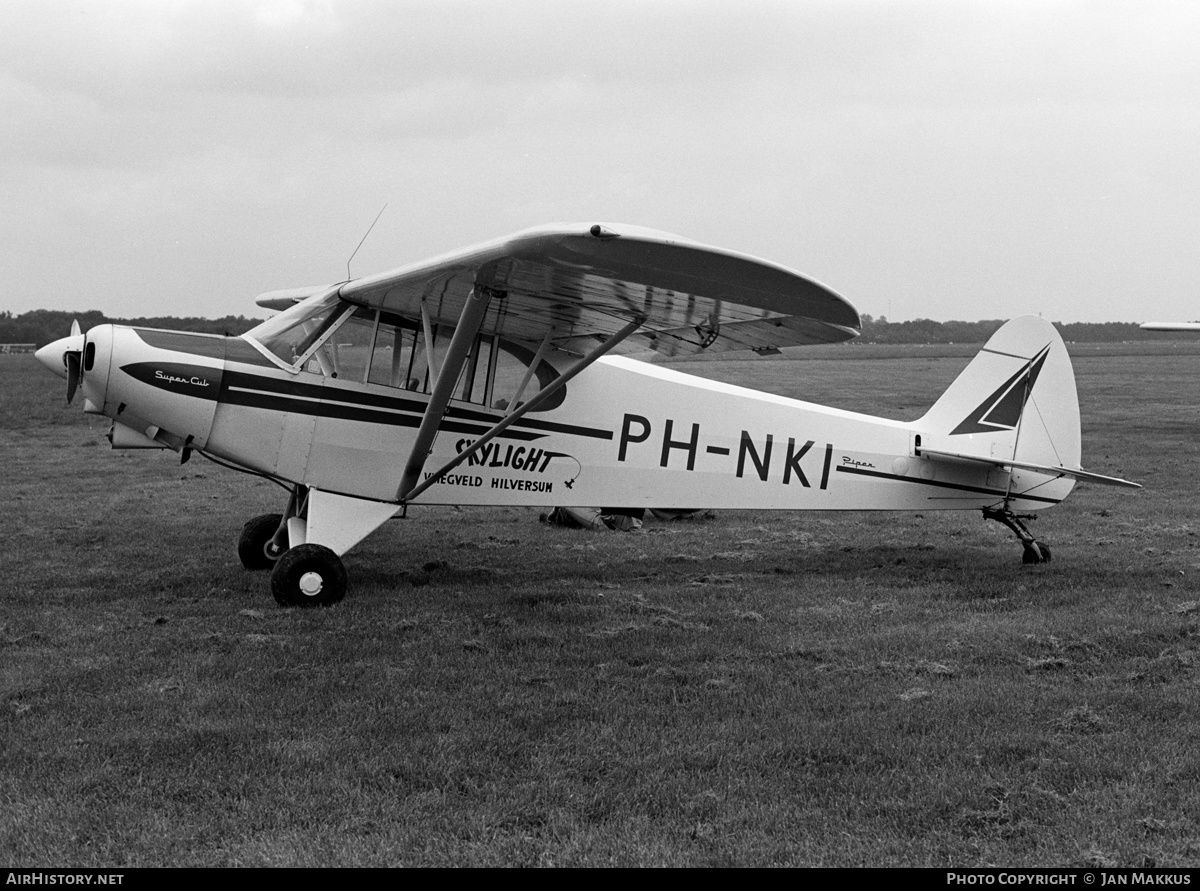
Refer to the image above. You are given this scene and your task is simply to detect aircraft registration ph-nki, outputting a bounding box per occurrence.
[36,223,1140,607]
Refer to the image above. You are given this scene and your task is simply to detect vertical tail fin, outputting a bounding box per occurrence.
[917,316,1081,482]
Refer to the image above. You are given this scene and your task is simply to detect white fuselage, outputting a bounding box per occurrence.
[74,325,1068,515]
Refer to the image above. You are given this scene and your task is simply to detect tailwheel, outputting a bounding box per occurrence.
[237,513,285,571]
[1021,541,1052,564]
[270,544,348,607]
[982,506,1052,565]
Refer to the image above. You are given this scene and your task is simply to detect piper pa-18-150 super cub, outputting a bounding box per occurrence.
[36,223,1139,607]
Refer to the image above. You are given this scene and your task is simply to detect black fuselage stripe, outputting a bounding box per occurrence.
[220,388,543,440]
[219,367,613,440]
[834,465,1061,505]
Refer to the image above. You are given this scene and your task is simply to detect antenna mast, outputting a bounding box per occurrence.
[347,203,388,281]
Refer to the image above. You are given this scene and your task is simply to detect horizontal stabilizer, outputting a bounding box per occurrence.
[920,448,1141,489]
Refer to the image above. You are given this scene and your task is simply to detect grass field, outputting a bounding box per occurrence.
[2,342,1199,867]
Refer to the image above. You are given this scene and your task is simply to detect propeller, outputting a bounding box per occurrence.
[34,320,86,404]
[65,350,81,404]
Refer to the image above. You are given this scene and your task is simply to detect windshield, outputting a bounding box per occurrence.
[244,292,346,367]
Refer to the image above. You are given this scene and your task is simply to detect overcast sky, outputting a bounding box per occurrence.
[2,0,1197,324]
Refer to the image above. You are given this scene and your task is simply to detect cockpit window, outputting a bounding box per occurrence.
[244,295,564,411]
[368,315,425,390]
[317,305,376,382]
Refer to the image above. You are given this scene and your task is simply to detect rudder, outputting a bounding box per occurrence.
[916,316,1081,474]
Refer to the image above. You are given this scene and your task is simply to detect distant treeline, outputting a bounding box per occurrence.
[854,315,1183,344]
[0,310,263,347]
[0,309,1192,349]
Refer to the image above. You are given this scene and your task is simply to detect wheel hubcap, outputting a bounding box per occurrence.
[299,571,324,596]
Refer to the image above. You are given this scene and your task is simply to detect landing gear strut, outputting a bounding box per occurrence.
[236,485,351,606]
[237,485,305,571]
[983,507,1052,564]
[238,486,397,607]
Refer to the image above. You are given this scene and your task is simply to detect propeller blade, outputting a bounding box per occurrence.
[70,319,81,337]
[66,351,81,404]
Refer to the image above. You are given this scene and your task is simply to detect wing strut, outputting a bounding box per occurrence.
[511,329,556,408]
[420,299,440,384]
[400,315,646,504]
[396,287,495,500]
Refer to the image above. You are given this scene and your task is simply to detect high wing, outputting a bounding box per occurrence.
[259,223,860,356]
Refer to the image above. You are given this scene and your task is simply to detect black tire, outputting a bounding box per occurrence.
[238,513,284,571]
[270,544,348,607]
[1022,541,1051,564]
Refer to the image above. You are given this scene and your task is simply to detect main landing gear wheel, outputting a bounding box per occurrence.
[238,513,285,571]
[270,544,347,608]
